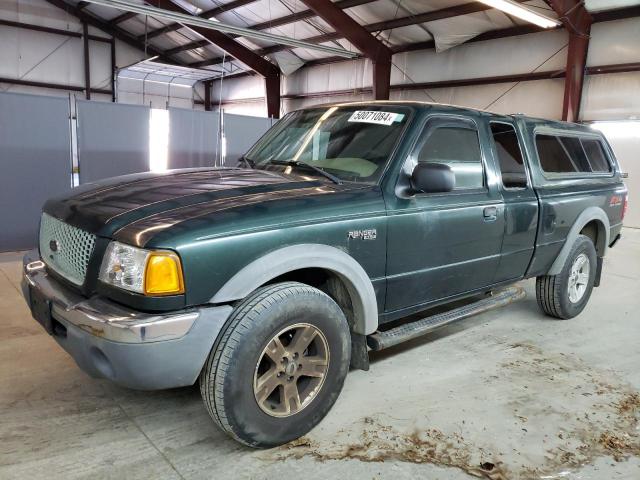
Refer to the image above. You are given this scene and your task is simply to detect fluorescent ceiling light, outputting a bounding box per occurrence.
[476,0,561,28]
[83,0,358,58]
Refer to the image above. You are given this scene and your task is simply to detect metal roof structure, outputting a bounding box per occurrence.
[40,0,640,120]
[43,0,638,79]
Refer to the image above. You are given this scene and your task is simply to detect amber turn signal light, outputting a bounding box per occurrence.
[144,252,185,296]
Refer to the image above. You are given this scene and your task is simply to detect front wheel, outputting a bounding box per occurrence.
[199,282,351,447]
[536,234,597,319]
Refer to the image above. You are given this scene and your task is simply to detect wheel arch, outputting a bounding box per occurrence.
[547,207,610,276]
[209,244,378,335]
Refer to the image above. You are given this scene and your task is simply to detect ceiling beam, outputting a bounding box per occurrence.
[300,0,392,99]
[251,0,375,31]
[140,0,259,41]
[148,0,280,118]
[165,39,210,56]
[110,11,137,24]
[546,0,592,122]
[190,0,531,68]
[205,4,640,79]
[0,18,112,42]
[591,4,640,22]
[290,5,640,69]
[299,0,390,62]
[165,0,375,56]
[43,0,180,64]
[148,1,278,77]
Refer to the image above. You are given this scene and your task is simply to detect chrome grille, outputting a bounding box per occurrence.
[39,213,96,286]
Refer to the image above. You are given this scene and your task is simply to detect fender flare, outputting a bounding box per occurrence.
[547,206,610,276]
[210,244,378,335]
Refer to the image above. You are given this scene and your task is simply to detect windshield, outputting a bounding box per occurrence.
[244,105,411,184]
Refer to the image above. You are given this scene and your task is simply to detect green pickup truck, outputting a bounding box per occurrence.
[22,102,627,447]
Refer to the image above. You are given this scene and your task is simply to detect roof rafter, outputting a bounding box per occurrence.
[110,11,137,24]
[146,0,280,117]
[148,0,279,78]
[139,0,259,41]
[151,0,376,55]
[300,0,392,99]
[43,0,183,64]
[189,0,530,68]
[207,5,640,83]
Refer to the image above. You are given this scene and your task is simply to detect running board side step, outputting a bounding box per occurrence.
[367,286,525,351]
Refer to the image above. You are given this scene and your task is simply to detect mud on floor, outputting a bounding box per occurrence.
[265,343,640,479]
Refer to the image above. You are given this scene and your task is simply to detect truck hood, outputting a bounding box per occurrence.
[44,168,345,246]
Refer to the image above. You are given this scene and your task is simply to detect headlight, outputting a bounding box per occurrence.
[99,241,185,296]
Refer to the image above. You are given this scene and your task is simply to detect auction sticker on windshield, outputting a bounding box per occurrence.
[348,110,404,126]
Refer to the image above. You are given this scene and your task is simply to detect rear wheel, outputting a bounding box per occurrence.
[199,282,351,447]
[536,234,597,319]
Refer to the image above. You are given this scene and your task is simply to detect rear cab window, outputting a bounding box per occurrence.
[490,122,528,189]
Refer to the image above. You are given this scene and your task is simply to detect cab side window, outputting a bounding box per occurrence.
[417,126,484,189]
[490,123,527,188]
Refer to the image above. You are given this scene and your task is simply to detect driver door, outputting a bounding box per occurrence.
[384,116,505,313]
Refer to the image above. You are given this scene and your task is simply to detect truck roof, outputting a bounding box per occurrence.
[302,100,598,135]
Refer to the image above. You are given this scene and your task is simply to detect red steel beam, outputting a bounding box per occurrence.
[199,4,638,71]
[546,0,592,122]
[265,75,281,119]
[150,1,281,118]
[189,0,531,68]
[301,0,392,99]
[147,0,280,118]
[300,0,391,100]
[150,1,277,77]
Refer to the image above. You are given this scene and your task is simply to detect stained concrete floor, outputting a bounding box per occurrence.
[1,229,639,480]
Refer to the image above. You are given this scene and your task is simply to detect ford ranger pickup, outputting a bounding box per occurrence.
[21,102,628,447]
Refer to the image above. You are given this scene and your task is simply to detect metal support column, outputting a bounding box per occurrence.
[83,21,91,100]
[301,0,392,100]
[373,59,391,100]
[204,80,212,111]
[265,74,281,119]
[110,37,116,102]
[547,0,592,122]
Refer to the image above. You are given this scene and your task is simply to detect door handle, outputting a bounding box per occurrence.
[483,206,498,222]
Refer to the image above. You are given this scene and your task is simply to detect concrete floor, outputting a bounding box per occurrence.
[1,229,639,480]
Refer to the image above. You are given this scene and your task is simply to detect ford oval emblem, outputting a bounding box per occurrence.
[49,240,59,252]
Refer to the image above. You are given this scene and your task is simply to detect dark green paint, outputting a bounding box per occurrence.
[42,103,627,318]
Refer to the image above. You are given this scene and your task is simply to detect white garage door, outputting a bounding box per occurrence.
[593,121,640,228]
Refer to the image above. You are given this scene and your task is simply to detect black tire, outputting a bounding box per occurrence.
[199,281,351,448]
[536,234,597,320]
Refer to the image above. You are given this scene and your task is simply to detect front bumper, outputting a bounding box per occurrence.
[21,250,232,390]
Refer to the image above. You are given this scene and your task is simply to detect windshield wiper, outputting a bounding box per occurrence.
[237,156,255,169]
[269,160,342,185]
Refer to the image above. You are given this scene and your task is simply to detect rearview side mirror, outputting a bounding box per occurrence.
[411,162,455,194]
